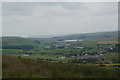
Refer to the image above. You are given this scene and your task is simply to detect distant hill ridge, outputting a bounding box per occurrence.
[29,31,118,43]
[2,31,118,44]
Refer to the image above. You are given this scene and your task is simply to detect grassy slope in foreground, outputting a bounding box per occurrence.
[2,55,119,78]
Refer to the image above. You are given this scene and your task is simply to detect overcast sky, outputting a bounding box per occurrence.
[0,3,2,37]
[2,2,118,37]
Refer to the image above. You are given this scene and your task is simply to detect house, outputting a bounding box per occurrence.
[74,47,84,49]
[23,54,29,56]
[58,57,66,59]
[45,46,51,49]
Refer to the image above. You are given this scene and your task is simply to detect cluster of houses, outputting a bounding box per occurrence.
[64,46,84,49]
[70,54,102,59]
[39,44,84,49]
[18,41,116,63]
[56,45,84,49]
[95,46,113,50]
[57,56,66,59]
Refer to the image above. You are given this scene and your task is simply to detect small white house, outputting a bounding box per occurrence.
[23,54,29,56]
[58,57,66,59]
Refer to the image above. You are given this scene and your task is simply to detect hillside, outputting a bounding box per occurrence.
[2,31,118,44]
[2,31,118,49]
[2,55,119,78]
[2,37,38,49]
[29,31,118,43]
[2,31,119,78]
[53,31,118,41]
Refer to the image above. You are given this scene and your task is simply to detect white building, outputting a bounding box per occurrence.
[64,40,83,42]
[58,57,66,59]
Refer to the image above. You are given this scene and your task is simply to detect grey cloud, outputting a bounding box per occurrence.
[0,3,2,36]
[2,2,118,37]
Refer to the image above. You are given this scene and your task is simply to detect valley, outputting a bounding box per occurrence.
[2,31,120,78]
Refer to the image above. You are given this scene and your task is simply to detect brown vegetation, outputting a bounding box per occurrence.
[2,55,120,78]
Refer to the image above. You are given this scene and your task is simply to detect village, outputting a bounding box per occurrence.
[18,39,118,64]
